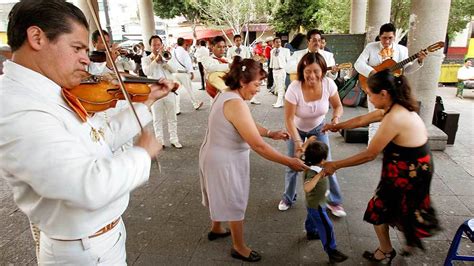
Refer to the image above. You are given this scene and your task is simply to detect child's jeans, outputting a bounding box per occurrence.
[305,206,337,253]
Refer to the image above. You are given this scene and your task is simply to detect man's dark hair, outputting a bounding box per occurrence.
[149,35,163,46]
[177,37,185,46]
[199,40,206,47]
[7,0,88,52]
[304,140,328,166]
[379,23,396,36]
[273,37,281,42]
[91,29,110,44]
[306,29,322,41]
[211,36,226,46]
[233,35,242,41]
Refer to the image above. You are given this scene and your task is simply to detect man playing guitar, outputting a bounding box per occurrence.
[354,23,427,141]
[201,36,230,98]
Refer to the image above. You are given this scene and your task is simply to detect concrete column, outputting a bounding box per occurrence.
[74,0,99,34]
[406,0,451,123]
[137,0,156,51]
[350,0,367,34]
[365,0,391,43]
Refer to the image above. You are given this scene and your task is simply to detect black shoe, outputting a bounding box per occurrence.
[207,230,231,241]
[306,232,320,240]
[363,248,396,264]
[230,248,261,262]
[176,112,181,116]
[328,249,348,263]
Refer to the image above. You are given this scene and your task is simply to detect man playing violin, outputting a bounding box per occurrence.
[0,0,173,264]
[354,23,427,142]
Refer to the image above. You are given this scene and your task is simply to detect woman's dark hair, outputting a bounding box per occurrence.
[223,56,267,90]
[297,52,327,82]
[149,35,162,45]
[8,0,88,52]
[367,69,419,112]
[304,140,328,166]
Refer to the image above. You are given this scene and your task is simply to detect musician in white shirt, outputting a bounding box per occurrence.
[285,29,338,80]
[194,40,210,90]
[456,58,474,97]
[171,37,203,114]
[269,37,291,108]
[227,34,251,62]
[143,35,183,149]
[0,2,172,264]
[201,36,230,98]
[354,23,426,142]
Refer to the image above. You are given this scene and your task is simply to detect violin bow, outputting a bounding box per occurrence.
[86,0,144,130]
[86,0,161,171]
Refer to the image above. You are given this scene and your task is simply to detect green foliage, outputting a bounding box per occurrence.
[152,0,204,22]
[314,0,350,33]
[391,0,474,39]
[270,0,321,33]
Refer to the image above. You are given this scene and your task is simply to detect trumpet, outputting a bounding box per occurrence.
[162,50,172,61]
[131,44,144,56]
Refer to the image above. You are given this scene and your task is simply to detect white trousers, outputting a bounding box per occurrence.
[367,99,380,144]
[273,69,286,106]
[174,73,198,113]
[151,93,179,143]
[38,219,126,265]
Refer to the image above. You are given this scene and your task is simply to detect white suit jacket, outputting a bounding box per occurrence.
[354,41,422,78]
[285,49,337,79]
[269,47,291,70]
[0,61,152,239]
[227,45,252,62]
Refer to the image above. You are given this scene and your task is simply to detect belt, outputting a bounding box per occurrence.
[52,218,121,241]
[273,68,283,70]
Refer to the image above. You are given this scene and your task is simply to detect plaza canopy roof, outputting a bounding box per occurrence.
[180,28,233,40]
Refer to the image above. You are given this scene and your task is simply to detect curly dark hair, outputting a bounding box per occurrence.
[223,56,267,90]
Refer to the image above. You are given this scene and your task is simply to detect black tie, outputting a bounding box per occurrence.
[236,47,241,54]
[275,48,280,57]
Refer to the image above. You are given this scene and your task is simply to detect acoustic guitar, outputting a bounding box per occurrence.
[206,71,228,98]
[358,41,445,92]
[289,62,353,81]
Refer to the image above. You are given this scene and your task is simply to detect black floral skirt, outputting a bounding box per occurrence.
[364,142,441,249]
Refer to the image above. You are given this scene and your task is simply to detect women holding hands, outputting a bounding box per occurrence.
[323,70,441,263]
[199,56,307,262]
[279,52,345,216]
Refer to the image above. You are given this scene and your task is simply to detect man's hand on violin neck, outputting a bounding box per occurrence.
[143,78,175,107]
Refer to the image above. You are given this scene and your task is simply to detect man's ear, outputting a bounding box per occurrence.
[26,26,45,51]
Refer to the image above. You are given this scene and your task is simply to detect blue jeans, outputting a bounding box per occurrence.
[282,122,343,205]
[305,206,337,253]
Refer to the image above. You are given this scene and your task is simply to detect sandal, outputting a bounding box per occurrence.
[363,247,396,264]
[230,248,262,262]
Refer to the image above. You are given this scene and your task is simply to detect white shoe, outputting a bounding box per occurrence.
[194,101,203,110]
[327,204,347,217]
[170,141,183,149]
[272,104,283,108]
[278,200,290,211]
[250,100,261,105]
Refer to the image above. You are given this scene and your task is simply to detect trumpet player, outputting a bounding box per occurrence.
[171,37,204,114]
[142,35,183,149]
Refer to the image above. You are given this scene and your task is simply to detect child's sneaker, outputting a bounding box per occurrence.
[328,249,348,263]
[278,200,290,211]
[327,204,347,217]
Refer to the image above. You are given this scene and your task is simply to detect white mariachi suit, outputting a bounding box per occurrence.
[269,47,291,107]
[142,54,181,144]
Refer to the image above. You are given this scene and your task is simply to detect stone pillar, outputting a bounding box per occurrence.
[365,0,392,43]
[350,0,367,34]
[74,0,99,34]
[137,0,156,51]
[406,0,451,123]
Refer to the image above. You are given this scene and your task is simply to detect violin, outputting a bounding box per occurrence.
[65,74,178,115]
